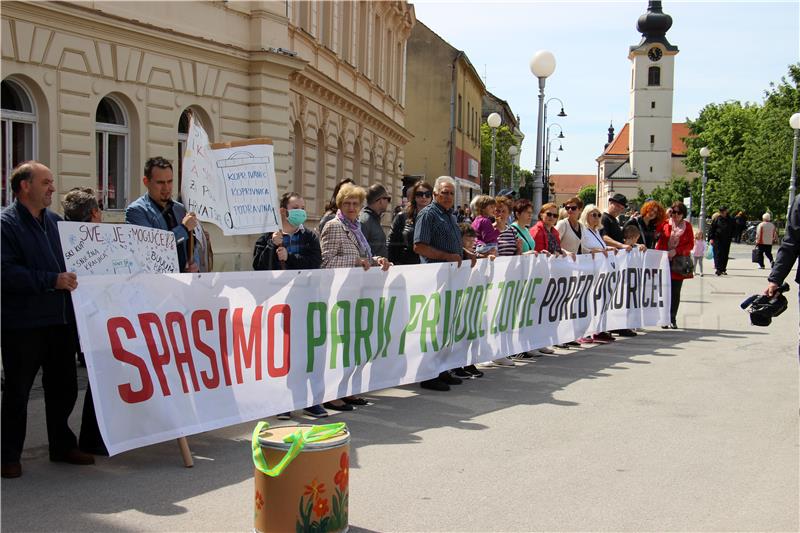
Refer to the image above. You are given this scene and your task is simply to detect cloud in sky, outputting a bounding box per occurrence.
[410,0,800,174]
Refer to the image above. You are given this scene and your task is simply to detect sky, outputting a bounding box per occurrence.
[411,0,800,175]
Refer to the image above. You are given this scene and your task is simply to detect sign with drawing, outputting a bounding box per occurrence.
[58,221,181,275]
[181,117,280,236]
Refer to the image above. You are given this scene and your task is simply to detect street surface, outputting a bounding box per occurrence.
[2,244,797,532]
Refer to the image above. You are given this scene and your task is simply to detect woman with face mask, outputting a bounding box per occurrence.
[252,192,328,420]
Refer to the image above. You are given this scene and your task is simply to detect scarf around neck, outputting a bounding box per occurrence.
[668,218,686,250]
[336,209,372,258]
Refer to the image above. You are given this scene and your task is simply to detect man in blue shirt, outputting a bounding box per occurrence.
[125,156,199,272]
[1,162,95,478]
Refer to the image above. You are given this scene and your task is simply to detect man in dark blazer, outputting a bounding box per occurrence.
[125,156,199,272]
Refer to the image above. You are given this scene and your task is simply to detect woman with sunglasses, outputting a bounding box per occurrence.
[528,203,565,355]
[655,201,694,329]
[387,180,433,265]
[555,196,585,254]
[579,204,617,344]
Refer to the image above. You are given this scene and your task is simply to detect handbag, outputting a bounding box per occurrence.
[705,244,714,260]
[670,254,694,276]
[751,246,763,264]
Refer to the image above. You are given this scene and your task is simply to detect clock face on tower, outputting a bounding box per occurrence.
[647,47,663,61]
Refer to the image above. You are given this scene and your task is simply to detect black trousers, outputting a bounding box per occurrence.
[713,239,732,273]
[1,325,79,463]
[756,244,774,268]
[670,279,683,324]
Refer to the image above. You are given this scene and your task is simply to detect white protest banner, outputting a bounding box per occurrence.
[58,221,180,275]
[181,117,280,236]
[72,251,671,455]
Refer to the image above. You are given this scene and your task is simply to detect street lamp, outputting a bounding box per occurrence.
[487,112,502,196]
[508,144,519,192]
[699,146,710,235]
[529,50,556,214]
[788,112,800,225]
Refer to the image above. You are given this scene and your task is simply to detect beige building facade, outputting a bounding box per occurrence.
[1,1,414,270]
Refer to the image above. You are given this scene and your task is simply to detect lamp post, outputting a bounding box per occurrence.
[542,98,566,184]
[788,112,800,225]
[508,144,519,193]
[529,50,556,214]
[487,112,501,197]
[699,146,710,235]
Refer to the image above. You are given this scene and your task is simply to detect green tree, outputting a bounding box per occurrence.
[683,64,800,221]
[633,177,700,214]
[480,123,519,193]
[578,185,596,206]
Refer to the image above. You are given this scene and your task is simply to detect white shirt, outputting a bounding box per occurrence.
[581,225,607,253]
[555,218,583,254]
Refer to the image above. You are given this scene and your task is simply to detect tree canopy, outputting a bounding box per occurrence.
[682,63,800,221]
[480,123,520,193]
[578,185,596,207]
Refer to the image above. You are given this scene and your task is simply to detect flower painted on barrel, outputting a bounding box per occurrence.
[334,451,349,492]
[313,496,330,518]
[304,478,326,500]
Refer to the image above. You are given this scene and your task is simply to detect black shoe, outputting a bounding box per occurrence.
[452,368,473,379]
[615,329,638,337]
[323,401,354,412]
[420,378,450,391]
[79,444,109,457]
[715,271,722,276]
[50,448,95,465]
[669,321,678,329]
[463,364,484,378]
[661,325,671,329]
[302,405,329,418]
[1,462,22,478]
[439,371,463,385]
[343,397,369,406]
[566,340,581,347]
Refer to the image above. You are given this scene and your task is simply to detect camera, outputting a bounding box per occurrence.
[740,282,790,327]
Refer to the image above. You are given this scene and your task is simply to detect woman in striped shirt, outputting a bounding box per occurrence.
[494,195,521,257]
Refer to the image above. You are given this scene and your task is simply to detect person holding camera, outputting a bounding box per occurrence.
[766,196,799,319]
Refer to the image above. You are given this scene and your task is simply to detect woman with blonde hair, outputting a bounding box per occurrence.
[755,212,778,269]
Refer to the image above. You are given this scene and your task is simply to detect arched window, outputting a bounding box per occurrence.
[1,79,37,206]
[292,121,303,193]
[316,127,326,214]
[96,96,129,210]
[648,66,661,86]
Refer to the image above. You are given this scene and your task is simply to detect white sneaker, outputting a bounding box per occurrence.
[537,347,555,355]
[493,357,515,367]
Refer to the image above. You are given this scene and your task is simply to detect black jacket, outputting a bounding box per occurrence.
[709,214,735,242]
[1,201,74,330]
[387,211,420,265]
[252,226,321,271]
[769,196,800,285]
[358,206,388,258]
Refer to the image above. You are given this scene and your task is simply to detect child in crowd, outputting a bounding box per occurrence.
[455,223,484,379]
[692,228,705,276]
[623,224,641,248]
[470,195,499,256]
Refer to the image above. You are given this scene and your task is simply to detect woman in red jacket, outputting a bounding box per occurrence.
[530,202,565,255]
[655,201,694,329]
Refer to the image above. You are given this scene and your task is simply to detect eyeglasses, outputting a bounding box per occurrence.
[590,212,601,218]
[670,212,681,217]
[564,205,579,211]
[415,191,433,198]
[545,212,559,218]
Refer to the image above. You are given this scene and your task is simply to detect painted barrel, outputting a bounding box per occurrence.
[254,424,350,533]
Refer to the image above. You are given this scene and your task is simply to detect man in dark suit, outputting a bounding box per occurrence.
[125,156,199,272]
[709,206,735,275]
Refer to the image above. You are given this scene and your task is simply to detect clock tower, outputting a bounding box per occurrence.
[628,0,678,193]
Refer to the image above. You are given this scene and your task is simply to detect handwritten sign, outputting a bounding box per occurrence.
[58,222,180,275]
[181,117,280,235]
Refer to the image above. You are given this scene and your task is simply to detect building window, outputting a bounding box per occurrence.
[320,1,332,49]
[395,41,402,99]
[457,95,462,131]
[297,1,310,33]
[1,79,36,207]
[651,101,656,109]
[292,121,303,193]
[316,128,326,215]
[650,134,655,144]
[358,2,368,73]
[342,2,353,63]
[96,96,129,210]
[648,66,661,86]
[352,138,362,182]
[372,14,381,83]
[467,102,471,139]
[385,30,393,93]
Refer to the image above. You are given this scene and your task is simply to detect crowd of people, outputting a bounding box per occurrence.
[3,156,795,479]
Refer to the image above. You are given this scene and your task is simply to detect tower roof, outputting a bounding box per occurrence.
[630,1,679,52]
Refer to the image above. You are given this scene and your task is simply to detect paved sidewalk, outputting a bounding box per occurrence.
[2,244,797,532]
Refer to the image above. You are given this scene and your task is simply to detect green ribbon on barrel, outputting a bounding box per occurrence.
[251,421,348,477]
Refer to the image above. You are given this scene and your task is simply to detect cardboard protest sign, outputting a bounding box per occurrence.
[59,221,180,275]
[71,250,671,455]
[181,117,280,236]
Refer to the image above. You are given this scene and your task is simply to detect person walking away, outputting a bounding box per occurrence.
[387,181,432,265]
[692,229,706,277]
[253,191,327,419]
[708,206,734,275]
[755,212,778,269]
[656,201,694,329]
[1,162,95,479]
[414,176,475,391]
[359,184,391,258]
[734,211,747,243]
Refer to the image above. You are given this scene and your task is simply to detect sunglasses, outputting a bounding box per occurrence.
[564,205,579,211]
[590,212,601,218]
[415,191,433,198]
[545,212,559,218]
